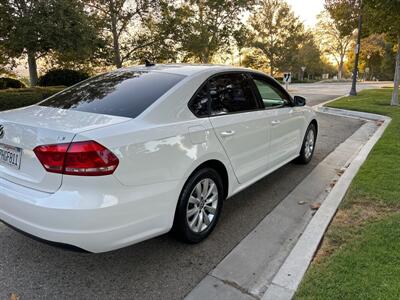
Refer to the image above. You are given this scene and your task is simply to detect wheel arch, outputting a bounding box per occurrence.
[190,159,229,199]
[310,119,318,135]
[171,158,230,237]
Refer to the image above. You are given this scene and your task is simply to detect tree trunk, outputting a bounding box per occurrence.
[201,47,210,64]
[270,56,274,76]
[338,55,344,80]
[391,34,400,106]
[110,3,122,69]
[27,50,39,86]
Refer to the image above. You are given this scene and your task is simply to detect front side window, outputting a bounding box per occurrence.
[252,76,291,108]
[209,73,260,115]
[40,70,185,118]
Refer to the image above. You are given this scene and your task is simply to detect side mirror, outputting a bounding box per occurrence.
[293,96,306,106]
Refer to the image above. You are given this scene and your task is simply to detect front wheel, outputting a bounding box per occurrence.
[296,123,317,164]
[172,168,224,243]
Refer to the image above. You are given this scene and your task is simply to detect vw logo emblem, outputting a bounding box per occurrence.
[0,125,4,139]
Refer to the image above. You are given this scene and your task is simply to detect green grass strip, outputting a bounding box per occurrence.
[296,88,400,299]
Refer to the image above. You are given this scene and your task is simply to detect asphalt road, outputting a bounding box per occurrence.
[289,81,389,106]
[0,82,378,300]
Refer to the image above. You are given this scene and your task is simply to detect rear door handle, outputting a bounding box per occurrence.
[220,130,236,137]
[271,120,281,126]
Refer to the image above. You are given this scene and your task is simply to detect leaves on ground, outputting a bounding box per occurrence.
[310,203,321,210]
[9,293,19,300]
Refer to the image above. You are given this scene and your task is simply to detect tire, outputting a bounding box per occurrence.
[295,123,317,164]
[172,168,224,243]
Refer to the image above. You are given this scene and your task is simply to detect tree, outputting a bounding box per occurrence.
[233,26,251,66]
[325,0,360,37]
[295,32,326,80]
[242,48,269,73]
[315,12,352,79]
[124,13,180,64]
[0,46,11,75]
[380,41,396,81]
[363,0,400,105]
[248,0,305,76]
[0,0,102,86]
[85,0,157,69]
[360,34,386,80]
[346,34,386,80]
[158,0,253,64]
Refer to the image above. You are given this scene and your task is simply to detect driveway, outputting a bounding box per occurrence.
[1,82,381,299]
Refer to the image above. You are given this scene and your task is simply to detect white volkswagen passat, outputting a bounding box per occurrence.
[0,65,317,252]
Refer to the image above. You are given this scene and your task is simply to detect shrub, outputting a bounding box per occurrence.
[39,69,89,87]
[0,77,26,89]
[0,87,64,111]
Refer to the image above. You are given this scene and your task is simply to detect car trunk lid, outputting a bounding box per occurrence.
[0,105,129,192]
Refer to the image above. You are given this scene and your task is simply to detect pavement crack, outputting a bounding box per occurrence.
[212,275,260,300]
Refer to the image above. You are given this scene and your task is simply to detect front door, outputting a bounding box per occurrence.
[250,74,305,169]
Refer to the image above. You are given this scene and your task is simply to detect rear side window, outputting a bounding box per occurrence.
[189,84,210,117]
[40,70,185,118]
[208,73,259,115]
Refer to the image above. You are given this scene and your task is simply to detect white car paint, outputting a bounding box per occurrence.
[0,106,129,192]
[0,65,317,252]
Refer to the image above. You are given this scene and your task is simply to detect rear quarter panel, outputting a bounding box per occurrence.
[75,118,236,192]
[72,117,237,241]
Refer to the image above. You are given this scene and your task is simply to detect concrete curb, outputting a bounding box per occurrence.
[262,107,391,300]
[312,95,348,109]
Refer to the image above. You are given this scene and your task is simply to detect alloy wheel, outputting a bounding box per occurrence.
[304,129,315,159]
[186,178,219,233]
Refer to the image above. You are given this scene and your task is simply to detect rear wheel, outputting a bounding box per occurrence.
[296,123,317,164]
[173,168,224,243]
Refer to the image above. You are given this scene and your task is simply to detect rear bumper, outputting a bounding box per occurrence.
[1,219,89,252]
[0,176,181,253]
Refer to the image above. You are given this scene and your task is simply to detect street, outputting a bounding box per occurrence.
[0,82,384,299]
[290,81,390,106]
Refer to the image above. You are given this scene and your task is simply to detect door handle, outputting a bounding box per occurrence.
[271,120,281,126]
[220,130,236,137]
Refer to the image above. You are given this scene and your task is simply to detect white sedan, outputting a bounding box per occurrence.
[0,64,317,252]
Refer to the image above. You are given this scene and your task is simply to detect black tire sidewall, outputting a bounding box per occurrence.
[298,124,317,164]
[173,168,224,243]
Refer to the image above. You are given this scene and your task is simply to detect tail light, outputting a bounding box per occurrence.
[34,141,119,176]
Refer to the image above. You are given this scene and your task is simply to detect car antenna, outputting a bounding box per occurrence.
[144,59,155,67]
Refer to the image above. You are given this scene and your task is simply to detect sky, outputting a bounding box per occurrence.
[286,0,325,27]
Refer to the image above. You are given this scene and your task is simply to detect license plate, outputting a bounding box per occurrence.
[0,143,22,170]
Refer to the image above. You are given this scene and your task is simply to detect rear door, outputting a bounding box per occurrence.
[249,74,306,169]
[207,73,269,184]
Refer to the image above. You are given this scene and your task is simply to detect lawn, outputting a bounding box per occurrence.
[296,88,400,299]
[0,86,64,111]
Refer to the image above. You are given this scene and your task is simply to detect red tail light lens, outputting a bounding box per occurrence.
[33,143,69,173]
[34,141,119,176]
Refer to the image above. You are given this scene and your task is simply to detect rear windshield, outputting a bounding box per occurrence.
[39,70,185,118]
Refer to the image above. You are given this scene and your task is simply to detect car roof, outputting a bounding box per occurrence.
[121,64,256,77]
